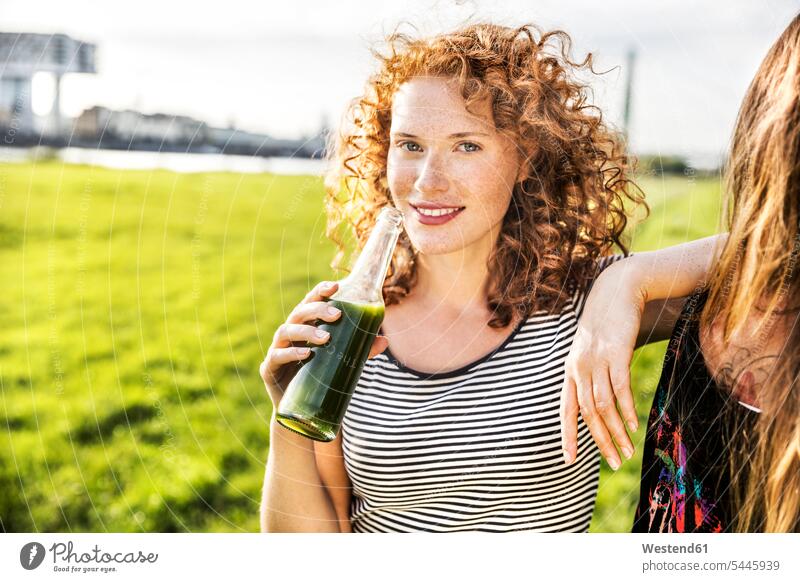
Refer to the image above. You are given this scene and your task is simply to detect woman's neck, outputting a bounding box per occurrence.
[700,309,794,411]
[413,245,492,315]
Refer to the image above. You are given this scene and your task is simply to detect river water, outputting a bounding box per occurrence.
[0,147,328,176]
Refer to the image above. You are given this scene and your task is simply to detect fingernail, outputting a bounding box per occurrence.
[315,329,329,338]
[324,281,336,289]
[607,457,620,470]
[628,420,638,432]
[622,446,634,460]
[563,450,573,465]
[298,347,310,355]
[327,306,340,316]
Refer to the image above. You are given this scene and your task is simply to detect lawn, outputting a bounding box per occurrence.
[0,161,722,532]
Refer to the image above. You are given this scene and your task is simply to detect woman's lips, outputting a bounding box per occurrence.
[412,206,465,226]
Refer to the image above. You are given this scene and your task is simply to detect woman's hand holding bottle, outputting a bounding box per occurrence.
[259,280,389,411]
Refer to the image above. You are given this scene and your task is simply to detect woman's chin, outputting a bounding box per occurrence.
[408,234,473,256]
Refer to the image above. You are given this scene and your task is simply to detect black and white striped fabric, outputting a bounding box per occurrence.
[341,254,628,532]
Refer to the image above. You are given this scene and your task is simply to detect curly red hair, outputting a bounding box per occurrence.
[324,23,645,328]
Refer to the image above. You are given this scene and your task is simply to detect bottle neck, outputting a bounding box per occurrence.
[334,208,403,304]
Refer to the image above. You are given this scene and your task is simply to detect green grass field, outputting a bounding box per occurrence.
[0,161,722,532]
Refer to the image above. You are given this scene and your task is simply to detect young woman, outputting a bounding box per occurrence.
[632,14,800,533]
[260,23,720,532]
[565,15,800,533]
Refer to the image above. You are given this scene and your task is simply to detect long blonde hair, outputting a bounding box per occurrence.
[701,13,800,532]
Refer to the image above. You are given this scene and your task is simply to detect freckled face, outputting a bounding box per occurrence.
[386,76,524,255]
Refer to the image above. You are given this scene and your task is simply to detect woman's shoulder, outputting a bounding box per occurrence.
[571,253,631,320]
[596,253,630,272]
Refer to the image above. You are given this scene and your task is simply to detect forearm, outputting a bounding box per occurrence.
[561,235,729,463]
[608,234,727,304]
[261,418,340,532]
[596,234,727,348]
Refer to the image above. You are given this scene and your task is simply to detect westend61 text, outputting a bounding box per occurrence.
[642,543,708,554]
[49,542,159,564]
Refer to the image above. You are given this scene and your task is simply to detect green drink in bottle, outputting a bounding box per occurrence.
[276,206,404,441]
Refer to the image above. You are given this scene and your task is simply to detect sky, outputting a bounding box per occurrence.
[1,0,798,164]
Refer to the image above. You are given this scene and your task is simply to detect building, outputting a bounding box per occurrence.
[2,31,326,158]
[0,32,96,137]
[75,106,209,146]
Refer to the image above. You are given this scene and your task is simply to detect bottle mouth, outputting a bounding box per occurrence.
[378,206,405,229]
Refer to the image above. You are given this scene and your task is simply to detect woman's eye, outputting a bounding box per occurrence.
[398,141,422,152]
[457,142,481,152]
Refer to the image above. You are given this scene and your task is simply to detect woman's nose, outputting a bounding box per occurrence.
[414,155,449,194]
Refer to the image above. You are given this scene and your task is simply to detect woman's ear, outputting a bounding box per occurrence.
[514,148,531,185]
[515,160,528,185]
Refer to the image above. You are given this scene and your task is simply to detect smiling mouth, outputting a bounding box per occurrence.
[411,205,465,217]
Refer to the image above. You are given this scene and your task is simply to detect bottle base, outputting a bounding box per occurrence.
[275,413,336,442]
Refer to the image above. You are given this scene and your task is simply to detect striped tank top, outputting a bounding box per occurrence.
[341,254,627,532]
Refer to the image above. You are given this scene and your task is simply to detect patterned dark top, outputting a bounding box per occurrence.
[633,290,758,533]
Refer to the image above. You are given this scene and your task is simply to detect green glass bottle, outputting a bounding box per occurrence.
[276,206,404,441]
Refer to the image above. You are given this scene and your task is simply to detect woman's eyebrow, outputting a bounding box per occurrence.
[392,131,490,138]
[449,131,490,138]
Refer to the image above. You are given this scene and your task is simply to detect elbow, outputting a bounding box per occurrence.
[260,509,291,533]
[260,504,342,533]
[260,504,273,533]
[260,499,285,533]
